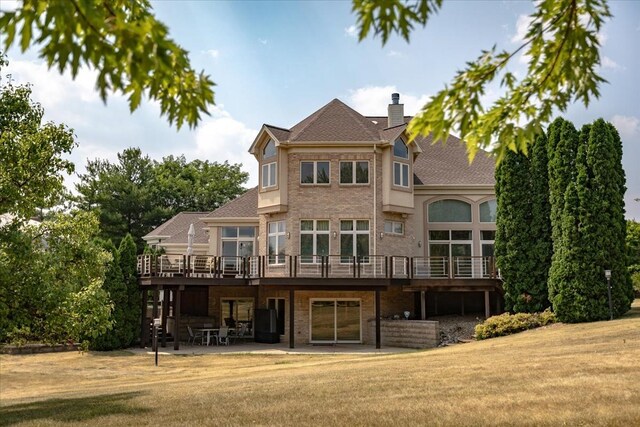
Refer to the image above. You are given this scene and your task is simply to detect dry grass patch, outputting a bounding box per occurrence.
[1,301,639,426]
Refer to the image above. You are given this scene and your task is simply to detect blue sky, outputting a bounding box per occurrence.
[2,1,639,218]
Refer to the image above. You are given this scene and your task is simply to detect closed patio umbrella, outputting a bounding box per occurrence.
[187,223,195,256]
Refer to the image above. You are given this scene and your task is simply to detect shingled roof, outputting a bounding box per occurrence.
[144,212,209,244]
[206,187,259,219]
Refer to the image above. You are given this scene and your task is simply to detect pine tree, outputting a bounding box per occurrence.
[91,239,126,350]
[495,149,537,312]
[547,118,579,302]
[119,234,141,347]
[550,119,633,321]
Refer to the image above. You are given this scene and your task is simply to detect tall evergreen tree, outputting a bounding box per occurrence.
[118,234,141,348]
[547,118,579,302]
[550,119,633,321]
[90,240,126,350]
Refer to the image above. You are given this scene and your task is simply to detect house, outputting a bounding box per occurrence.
[138,94,500,349]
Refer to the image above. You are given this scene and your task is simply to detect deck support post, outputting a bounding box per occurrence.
[140,289,148,348]
[289,289,295,349]
[151,287,159,351]
[461,293,465,316]
[161,288,169,347]
[421,291,426,320]
[495,292,501,314]
[484,290,490,318]
[174,286,183,350]
[375,289,381,349]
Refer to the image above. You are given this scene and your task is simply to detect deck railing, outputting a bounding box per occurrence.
[136,254,497,280]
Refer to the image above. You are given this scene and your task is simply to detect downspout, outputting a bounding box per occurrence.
[373,143,377,258]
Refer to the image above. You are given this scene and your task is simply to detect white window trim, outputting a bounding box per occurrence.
[384,220,404,236]
[339,160,369,185]
[268,220,286,265]
[393,161,410,188]
[309,298,362,344]
[393,138,409,159]
[263,139,276,159]
[300,220,330,263]
[300,161,330,185]
[262,162,277,189]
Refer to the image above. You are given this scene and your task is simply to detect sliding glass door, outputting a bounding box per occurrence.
[310,299,361,343]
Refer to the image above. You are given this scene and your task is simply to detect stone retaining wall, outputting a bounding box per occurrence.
[0,343,79,355]
[368,319,439,349]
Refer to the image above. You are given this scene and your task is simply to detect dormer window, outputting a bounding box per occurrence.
[263,139,276,159]
[393,138,409,159]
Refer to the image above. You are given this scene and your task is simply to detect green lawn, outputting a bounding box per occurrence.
[1,301,639,426]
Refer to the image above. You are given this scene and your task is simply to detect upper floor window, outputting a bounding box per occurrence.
[479,199,497,222]
[262,162,277,189]
[393,138,409,159]
[384,220,404,235]
[428,199,472,222]
[221,227,255,269]
[263,139,276,159]
[393,162,410,187]
[268,220,286,264]
[300,161,330,184]
[340,161,369,184]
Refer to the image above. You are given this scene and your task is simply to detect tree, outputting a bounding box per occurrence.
[353,0,609,161]
[0,211,113,344]
[495,140,550,313]
[547,118,579,303]
[0,0,214,129]
[75,148,248,248]
[76,147,164,248]
[118,233,141,348]
[0,56,76,219]
[550,119,633,322]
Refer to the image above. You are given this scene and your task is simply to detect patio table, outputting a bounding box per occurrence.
[194,328,218,346]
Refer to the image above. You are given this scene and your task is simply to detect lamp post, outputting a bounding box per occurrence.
[604,269,612,321]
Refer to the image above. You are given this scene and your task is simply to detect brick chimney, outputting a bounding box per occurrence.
[387,93,404,127]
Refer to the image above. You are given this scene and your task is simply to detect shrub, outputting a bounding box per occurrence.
[474,310,556,340]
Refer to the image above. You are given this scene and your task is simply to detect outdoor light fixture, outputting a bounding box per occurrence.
[605,269,613,320]
[380,232,384,239]
[332,231,337,239]
[286,232,290,239]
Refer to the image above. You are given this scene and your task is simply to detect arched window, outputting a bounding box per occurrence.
[393,138,409,159]
[479,199,497,222]
[428,199,472,222]
[263,139,276,159]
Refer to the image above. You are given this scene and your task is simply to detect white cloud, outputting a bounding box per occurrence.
[345,25,357,38]
[348,86,431,116]
[258,38,268,45]
[191,108,258,187]
[597,31,608,46]
[387,50,403,58]
[205,49,220,59]
[0,0,20,11]
[511,14,532,43]
[611,115,639,140]
[601,56,621,70]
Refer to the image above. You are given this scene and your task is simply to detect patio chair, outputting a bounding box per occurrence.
[232,323,248,344]
[216,326,230,346]
[187,325,202,345]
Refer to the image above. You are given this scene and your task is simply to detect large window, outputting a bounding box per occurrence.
[300,220,329,263]
[310,299,361,343]
[263,139,276,159]
[340,161,369,184]
[268,221,286,264]
[428,230,473,277]
[340,220,369,262]
[393,138,409,158]
[393,162,409,187]
[300,161,330,184]
[221,226,255,270]
[480,199,498,222]
[262,162,277,189]
[428,199,472,222]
